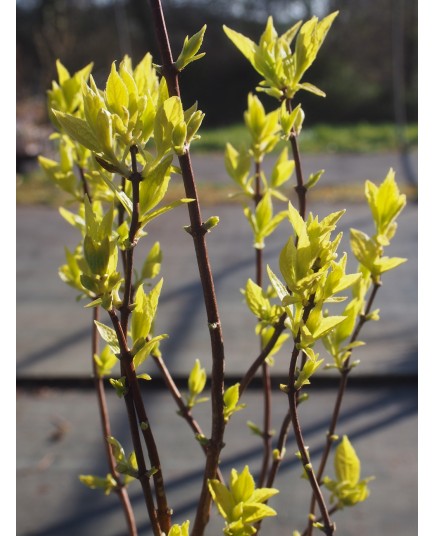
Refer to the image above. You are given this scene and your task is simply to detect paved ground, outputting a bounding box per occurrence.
[16,151,418,535]
[17,151,417,380]
[17,385,417,536]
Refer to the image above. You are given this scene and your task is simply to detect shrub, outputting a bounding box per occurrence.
[38,4,406,535]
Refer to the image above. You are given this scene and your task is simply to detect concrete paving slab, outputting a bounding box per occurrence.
[16,385,417,536]
[17,197,417,380]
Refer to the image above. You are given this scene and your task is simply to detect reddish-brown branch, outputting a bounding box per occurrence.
[146,2,226,533]
[239,314,287,396]
[287,341,335,536]
[152,354,224,483]
[304,281,381,536]
[91,308,138,536]
[253,159,273,487]
[286,99,307,220]
[109,309,171,533]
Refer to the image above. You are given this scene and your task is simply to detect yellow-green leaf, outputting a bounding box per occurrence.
[334,435,360,487]
[106,62,129,116]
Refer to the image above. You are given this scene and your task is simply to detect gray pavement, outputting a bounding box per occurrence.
[16,151,417,535]
[17,152,417,380]
[17,386,417,536]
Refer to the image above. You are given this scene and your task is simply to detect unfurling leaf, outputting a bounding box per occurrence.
[208,465,279,535]
[324,435,374,508]
[187,359,208,407]
[223,384,246,422]
[94,321,120,354]
[79,473,117,495]
[175,26,207,71]
[167,521,190,536]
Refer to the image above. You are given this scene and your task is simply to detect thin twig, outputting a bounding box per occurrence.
[81,167,138,535]
[239,314,287,396]
[109,144,171,533]
[146,2,226,533]
[266,410,292,488]
[287,339,335,536]
[152,353,224,483]
[286,100,307,220]
[304,281,381,536]
[91,307,138,536]
[109,309,171,533]
[253,159,273,487]
[78,165,91,200]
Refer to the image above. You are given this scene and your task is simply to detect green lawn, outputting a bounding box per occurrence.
[194,122,418,154]
[17,122,418,206]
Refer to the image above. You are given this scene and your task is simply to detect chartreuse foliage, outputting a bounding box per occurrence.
[323,436,374,508]
[208,466,279,535]
[224,12,338,100]
[323,170,407,370]
[79,436,141,494]
[39,9,408,536]
[265,202,362,389]
[174,25,207,72]
[350,169,407,283]
[186,359,209,408]
[219,13,407,535]
[40,47,208,503]
[166,521,190,536]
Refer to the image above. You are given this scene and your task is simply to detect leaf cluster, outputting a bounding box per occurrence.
[208,466,279,535]
[323,436,374,508]
[224,13,338,100]
[350,169,407,283]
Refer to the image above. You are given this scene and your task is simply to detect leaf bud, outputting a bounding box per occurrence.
[195,433,210,446]
[172,121,187,155]
[202,216,220,233]
[279,383,290,393]
[272,447,286,461]
[186,110,205,142]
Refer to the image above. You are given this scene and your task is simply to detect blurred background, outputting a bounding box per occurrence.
[17,0,417,168]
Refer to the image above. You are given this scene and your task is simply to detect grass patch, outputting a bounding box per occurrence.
[17,168,417,208]
[194,122,418,154]
[17,122,417,207]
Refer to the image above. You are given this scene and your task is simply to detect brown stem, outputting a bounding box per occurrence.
[120,147,141,333]
[118,176,128,276]
[109,309,171,533]
[259,361,272,486]
[302,506,340,536]
[266,410,292,488]
[254,409,293,534]
[286,99,307,220]
[152,354,224,483]
[91,307,138,536]
[78,165,91,200]
[124,388,161,536]
[305,281,381,535]
[146,2,226,533]
[288,341,335,536]
[110,144,172,533]
[239,314,287,396]
[253,159,272,487]
[81,155,143,535]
